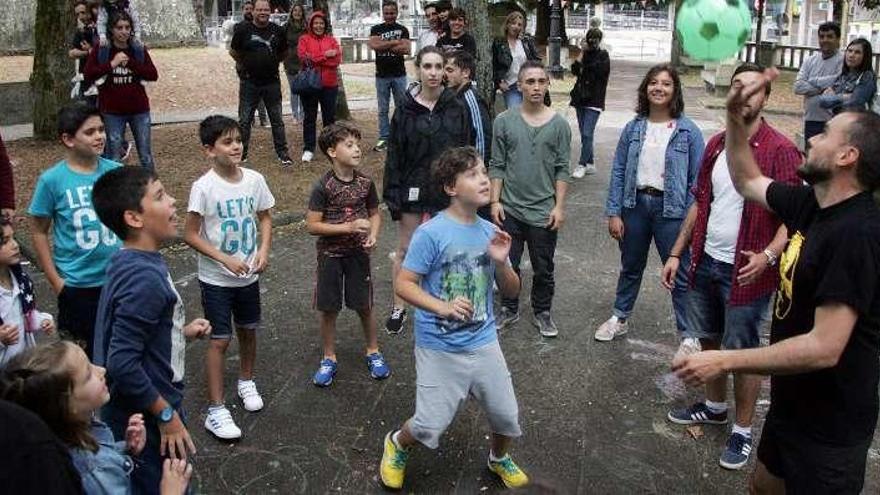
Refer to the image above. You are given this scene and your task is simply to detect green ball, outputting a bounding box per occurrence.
[676,0,752,61]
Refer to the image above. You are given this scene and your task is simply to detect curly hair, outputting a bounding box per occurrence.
[431,146,482,193]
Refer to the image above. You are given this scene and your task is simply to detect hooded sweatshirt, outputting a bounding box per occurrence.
[297,11,342,88]
[383,83,473,214]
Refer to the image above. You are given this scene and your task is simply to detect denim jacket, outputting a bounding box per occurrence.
[605,115,705,219]
[69,420,134,495]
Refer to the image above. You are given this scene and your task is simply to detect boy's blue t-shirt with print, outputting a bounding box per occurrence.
[402,212,498,352]
[27,158,122,288]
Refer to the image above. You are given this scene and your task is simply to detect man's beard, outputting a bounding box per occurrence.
[797,159,832,185]
[244,13,253,21]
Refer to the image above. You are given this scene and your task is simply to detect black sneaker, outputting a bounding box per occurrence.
[667,402,729,425]
[279,156,293,168]
[385,307,407,335]
[533,311,558,337]
[497,307,520,329]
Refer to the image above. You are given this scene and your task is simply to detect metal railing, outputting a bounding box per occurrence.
[739,41,880,72]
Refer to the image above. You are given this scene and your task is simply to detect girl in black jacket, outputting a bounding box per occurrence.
[381,46,473,334]
[569,28,610,178]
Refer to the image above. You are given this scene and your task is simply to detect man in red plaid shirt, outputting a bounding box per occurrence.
[659,64,802,470]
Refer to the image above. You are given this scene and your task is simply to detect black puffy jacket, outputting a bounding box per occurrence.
[569,48,610,110]
[383,84,473,216]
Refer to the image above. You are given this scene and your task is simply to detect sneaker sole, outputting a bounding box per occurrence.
[719,457,749,470]
[666,411,728,425]
[370,370,392,380]
[531,317,558,337]
[313,376,335,387]
[486,462,520,489]
[594,329,627,342]
[204,425,242,441]
[239,400,264,413]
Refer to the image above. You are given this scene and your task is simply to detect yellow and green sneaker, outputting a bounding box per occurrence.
[488,454,529,488]
[380,431,409,490]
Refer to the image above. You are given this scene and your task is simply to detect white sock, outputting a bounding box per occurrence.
[732,424,752,438]
[489,450,506,462]
[705,400,728,414]
[391,430,403,449]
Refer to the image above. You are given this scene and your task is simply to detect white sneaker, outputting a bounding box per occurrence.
[594,315,628,342]
[675,337,702,360]
[301,150,314,162]
[238,380,264,412]
[583,163,597,175]
[572,164,588,179]
[204,406,242,440]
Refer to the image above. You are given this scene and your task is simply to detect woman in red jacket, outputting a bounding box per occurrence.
[84,10,158,170]
[296,11,342,163]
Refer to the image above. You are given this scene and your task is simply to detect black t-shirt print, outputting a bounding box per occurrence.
[765,181,880,446]
[230,21,288,83]
[436,33,477,57]
[370,22,410,78]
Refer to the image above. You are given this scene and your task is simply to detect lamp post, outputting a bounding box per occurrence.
[548,0,564,79]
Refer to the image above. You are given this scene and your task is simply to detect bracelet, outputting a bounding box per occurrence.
[763,248,778,267]
[668,254,681,259]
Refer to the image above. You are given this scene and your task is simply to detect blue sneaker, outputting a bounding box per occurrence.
[313,358,337,387]
[667,402,728,425]
[366,352,391,380]
[719,432,753,470]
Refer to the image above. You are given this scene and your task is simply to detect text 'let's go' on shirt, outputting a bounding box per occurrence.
[187,167,275,287]
[402,212,499,353]
[27,158,122,288]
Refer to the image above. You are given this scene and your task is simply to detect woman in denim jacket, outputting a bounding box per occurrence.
[595,64,705,343]
[819,38,876,114]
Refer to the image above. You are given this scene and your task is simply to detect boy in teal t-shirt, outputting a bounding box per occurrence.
[28,102,122,358]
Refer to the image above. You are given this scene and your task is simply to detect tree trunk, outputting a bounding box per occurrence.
[670,0,685,68]
[31,0,74,140]
[312,0,350,119]
[459,0,495,108]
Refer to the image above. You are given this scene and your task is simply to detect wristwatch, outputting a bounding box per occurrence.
[763,249,778,267]
[157,405,174,424]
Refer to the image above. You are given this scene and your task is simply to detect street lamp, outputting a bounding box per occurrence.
[548,0,564,79]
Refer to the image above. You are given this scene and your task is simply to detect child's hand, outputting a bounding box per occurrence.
[159,412,196,460]
[223,255,250,277]
[487,230,512,264]
[40,318,56,336]
[251,251,269,273]
[183,318,211,339]
[125,413,146,456]
[160,458,193,495]
[440,296,474,322]
[0,324,19,346]
[363,234,377,250]
[349,219,371,234]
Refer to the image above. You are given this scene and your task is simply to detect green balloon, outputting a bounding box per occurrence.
[677,0,752,61]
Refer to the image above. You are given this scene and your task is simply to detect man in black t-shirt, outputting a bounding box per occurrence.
[368,1,410,152]
[436,8,476,57]
[230,0,292,166]
[674,71,880,494]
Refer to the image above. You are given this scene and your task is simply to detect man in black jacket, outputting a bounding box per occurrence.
[569,27,609,178]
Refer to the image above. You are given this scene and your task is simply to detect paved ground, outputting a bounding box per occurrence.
[25,61,880,493]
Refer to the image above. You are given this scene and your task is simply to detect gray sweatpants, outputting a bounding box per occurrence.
[409,340,522,449]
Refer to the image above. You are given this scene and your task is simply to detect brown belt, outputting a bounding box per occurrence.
[637,186,664,197]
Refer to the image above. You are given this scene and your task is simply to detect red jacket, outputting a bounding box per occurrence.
[83,44,158,115]
[297,11,342,88]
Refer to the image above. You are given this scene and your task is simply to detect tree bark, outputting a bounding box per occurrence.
[31,0,74,140]
[459,0,495,108]
[670,0,685,68]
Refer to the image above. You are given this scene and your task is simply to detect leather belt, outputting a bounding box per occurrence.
[637,186,664,197]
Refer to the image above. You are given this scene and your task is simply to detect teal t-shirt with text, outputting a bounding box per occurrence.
[27,158,122,287]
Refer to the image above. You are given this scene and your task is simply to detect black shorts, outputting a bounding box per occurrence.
[757,415,871,494]
[314,252,372,312]
[57,285,103,360]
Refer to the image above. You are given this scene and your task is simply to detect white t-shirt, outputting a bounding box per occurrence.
[704,151,744,264]
[636,120,676,190]
[505,39,527,86]
[187,168,276,287]
[166,273,187,383]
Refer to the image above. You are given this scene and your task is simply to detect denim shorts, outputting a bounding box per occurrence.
[199,281,261,340]
[685,255,771,349]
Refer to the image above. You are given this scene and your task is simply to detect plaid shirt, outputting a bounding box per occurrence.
[689,119,802,306]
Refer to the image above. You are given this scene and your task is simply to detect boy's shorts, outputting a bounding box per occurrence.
[685,255,771,350]
[409,340,522,449]
[57,285,103,359]
[757,414,871,493]
[199,280,261,340]
[314,251,372,312]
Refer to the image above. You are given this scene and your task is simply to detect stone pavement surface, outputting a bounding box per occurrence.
[24,60,879,493]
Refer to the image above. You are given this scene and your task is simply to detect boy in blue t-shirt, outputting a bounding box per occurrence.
[28,101,122,359]
[92,166,211,494]
[378,146,529,490]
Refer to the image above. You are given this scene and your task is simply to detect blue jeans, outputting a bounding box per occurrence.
[104,112,153,170]
[612,191,689,333]
[575,107,600,166]
[238,79,288,159]
[376,75,408,140]
[684,255,770,349]
[502,83,523,108]
[301,87,339,152]
[284,73,304,121]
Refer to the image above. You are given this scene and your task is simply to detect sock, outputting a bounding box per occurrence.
[611,315,626,324]
[489,450,507,462]
[391,430,403,449]
[705,400,728,414]
[732,424,752,438]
